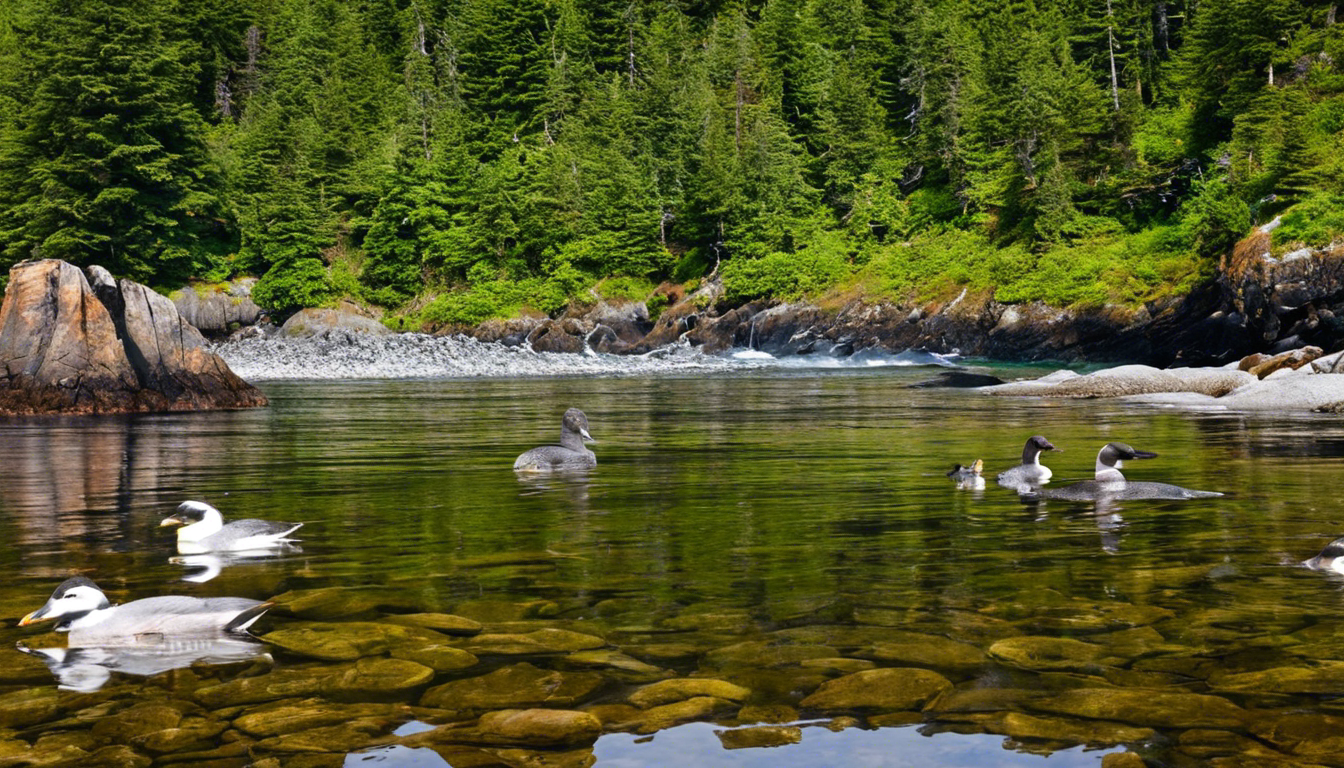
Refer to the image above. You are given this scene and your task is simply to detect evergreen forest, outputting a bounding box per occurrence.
[2,0,1344,326]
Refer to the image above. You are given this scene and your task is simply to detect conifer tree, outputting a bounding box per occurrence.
[0,0,226,282]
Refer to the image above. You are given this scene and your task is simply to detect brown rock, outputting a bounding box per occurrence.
[1030,688,1247,729]
[1248,346,1324,379]
[798,668,952,713]
[715,725,802,750]
[234,700,397,737]
[0,260,266,414]
[278,308,391,340]
[473,709,602,748]
[420,663,605,713]
[627,679,751,709]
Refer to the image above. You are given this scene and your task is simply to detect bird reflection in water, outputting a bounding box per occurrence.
[16,634,269,692]
[169,544,302,583]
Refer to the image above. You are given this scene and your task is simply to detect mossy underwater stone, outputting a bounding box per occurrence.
[715,725,802,750]
[630,697,738,734]
[234,699,402,737]
[389,643,479,673]
[322,657,436,701]
[193,668,335,708]
[380,613,482,636]
[558,650,669,682]
[473,709,602,748]
[1030,688,1247,729]
[268,588,426,621]
[1211,662,1344,695]
[627,678,751,709]
[987,636,1114,672]
[419,662,604,713]
[798,668,952,713]
[0,687,61,729]
[864,637,986,675]
[262,622,438,661]
[458,628,606,656]
[702,641,838,669]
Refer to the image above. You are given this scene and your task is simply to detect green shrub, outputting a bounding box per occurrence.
[1272,192,1344,248]
[252,258,337,314]
[1182,180,1251,259]
[596,276,654,302]
[720,248,850,304]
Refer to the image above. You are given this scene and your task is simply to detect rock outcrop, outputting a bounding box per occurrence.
[0,260,268,415]
[279,307,392,340]
[436,230,1344,366]
[170,279,262,336]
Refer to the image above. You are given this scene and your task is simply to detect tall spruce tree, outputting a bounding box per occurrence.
[0,0,226,282]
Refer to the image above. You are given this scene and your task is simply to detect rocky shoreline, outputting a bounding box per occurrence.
[414,227,1344,367]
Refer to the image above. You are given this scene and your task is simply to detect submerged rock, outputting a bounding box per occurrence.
[0,260,267,414]
[458,628,607,655]
[1029,688,1247,729]
[987,636,1114,673]
[234,699,397,737]
[715,725,802,750]
[419,663,605,713]
[262,622,441,661]
[627,679,751,709]
[798,668,952,713]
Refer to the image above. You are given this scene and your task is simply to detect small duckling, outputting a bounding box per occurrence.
[947,459,985,490]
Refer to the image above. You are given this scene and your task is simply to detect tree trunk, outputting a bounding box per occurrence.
[1155,2,1170,57]
[1106,0,1120,111]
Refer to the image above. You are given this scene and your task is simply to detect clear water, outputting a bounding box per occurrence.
[3,363,1343,766]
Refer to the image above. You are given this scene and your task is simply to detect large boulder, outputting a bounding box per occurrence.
[0,260,267,415]
[279,307,391,340]
[170,279,262,335]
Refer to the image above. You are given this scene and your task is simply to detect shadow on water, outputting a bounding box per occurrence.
[2,367,1344,765]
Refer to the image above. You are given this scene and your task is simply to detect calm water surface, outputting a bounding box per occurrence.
[2,365,1343,766]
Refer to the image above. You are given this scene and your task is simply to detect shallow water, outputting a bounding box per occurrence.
[3,363,1344,766]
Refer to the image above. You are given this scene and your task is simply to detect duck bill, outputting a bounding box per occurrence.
[159,516,185,528]
[1131,450,1159,459]
[18,604,51,627]
[580,428,596,444]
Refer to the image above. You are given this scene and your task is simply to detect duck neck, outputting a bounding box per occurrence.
[560,429,587,452]
[1023,446,1041,465]
[58,607,113,633]
[177,509,224,542]
[1095,459,1126,484]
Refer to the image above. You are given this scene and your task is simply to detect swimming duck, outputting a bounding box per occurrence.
[947,459,985,490]
[513,408,597,472]
[1304,537,1344,573]
[18,576,271,644]
[996,436,1059,491]
[1033,442,1224,501]
[160,501,302,555]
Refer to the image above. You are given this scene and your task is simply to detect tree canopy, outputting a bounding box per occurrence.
[1,0,1343,317]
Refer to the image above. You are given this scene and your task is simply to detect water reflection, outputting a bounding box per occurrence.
[2,372,1344,765]
[170,546,302,583]
[17,634,267,692]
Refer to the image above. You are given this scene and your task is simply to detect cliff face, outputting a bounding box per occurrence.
[459,231,1344,366]
[0,260,267,415]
